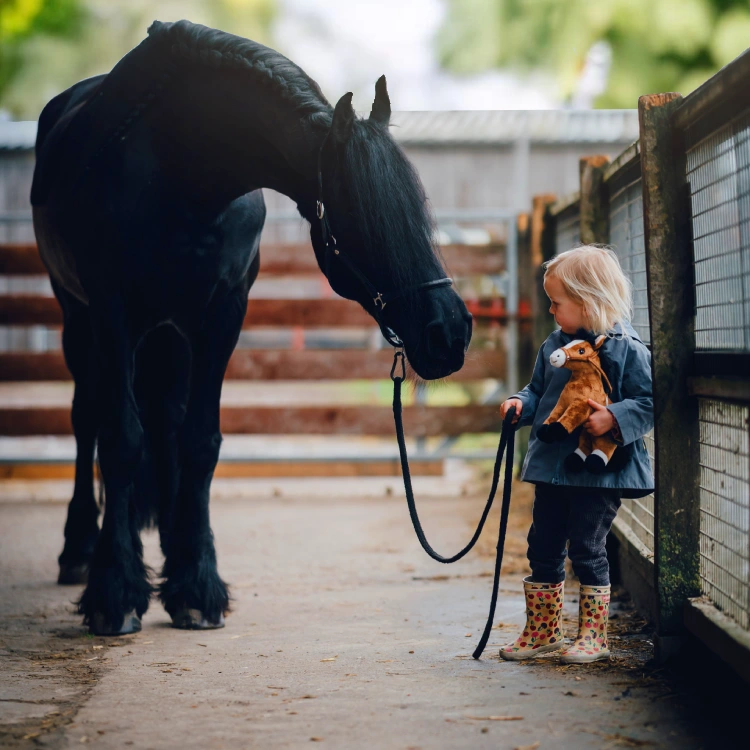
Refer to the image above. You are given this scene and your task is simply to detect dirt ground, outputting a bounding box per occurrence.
[0,475,746,749]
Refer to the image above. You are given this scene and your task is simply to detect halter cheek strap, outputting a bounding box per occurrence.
[316,143,453,349]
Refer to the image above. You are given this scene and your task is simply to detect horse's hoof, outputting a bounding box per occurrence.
[89,610,142,636]
[58,562,89,585]
[171,607,225,630]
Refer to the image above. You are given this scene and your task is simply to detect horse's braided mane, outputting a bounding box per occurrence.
[147,19,332,119]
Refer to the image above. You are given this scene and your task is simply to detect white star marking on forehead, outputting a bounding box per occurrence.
[563,339,585,349]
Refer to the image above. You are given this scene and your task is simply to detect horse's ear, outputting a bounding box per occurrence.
[594,334,607,350]
[331,92,355,144]
[369,75,391,126]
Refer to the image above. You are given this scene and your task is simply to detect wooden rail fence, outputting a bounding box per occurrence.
[0,239,530,477]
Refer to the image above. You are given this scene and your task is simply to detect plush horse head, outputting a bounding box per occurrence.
[309,80,473,380]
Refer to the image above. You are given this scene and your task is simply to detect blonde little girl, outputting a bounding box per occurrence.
[499,245,654,663]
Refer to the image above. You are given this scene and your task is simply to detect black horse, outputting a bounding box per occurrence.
[31,20,472,635]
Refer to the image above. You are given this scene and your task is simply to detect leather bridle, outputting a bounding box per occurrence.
[316,145,453,349]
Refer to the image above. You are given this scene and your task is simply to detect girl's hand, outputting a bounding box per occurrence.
[585,399,615,436]
[501,398,523,424]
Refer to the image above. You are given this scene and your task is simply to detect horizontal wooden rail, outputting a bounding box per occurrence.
[549,191,581,217]
[603,140,640,183]
[0,458,444,480]
[0,295,371,327]
[0,405,500,436]
[0,294,527,327]
[673,47,750,133]
[0,242,506,277]
[0,349,506,381]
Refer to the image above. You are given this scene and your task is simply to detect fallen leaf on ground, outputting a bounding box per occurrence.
[514,743,541,750]
[320,656,338,662]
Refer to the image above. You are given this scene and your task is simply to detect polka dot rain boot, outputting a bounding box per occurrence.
[560,584,611,664]
[499,577,564,661]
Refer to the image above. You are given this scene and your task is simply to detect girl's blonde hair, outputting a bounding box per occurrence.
[543,244,633,337]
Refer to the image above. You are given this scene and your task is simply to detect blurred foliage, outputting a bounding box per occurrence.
[0,0,85,106]
[0,0,276,120]
[436,0,750,107]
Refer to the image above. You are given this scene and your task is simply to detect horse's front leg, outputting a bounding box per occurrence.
[77,297,152,635]
[537,396,577,443]
[160,285,249,629]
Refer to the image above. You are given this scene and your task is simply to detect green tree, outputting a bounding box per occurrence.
[0,0,277,120]
[0,0,85,103]
[436,0,750,107]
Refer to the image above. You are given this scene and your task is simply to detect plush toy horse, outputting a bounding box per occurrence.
[537,330,624,474]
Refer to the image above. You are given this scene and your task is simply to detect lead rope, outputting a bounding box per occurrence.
[390,350,517,659]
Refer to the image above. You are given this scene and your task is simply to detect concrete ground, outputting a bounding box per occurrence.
[0,476,742,749]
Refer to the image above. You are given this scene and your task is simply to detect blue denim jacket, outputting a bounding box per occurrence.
[511,321,654,499]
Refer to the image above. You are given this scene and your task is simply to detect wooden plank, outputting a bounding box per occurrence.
[549,191,580,218]
[603,141,640,183]
[0,242,505,277]
[0,349,506,382]
[639,92,702,644]
[673,47,750,133]
[0,459,444,480]
[0,296,372,327]
[0,405,500,436]
[579,155,610,245]
[687,376,750,403]
[0,295,528,327]
[684,598,750,684]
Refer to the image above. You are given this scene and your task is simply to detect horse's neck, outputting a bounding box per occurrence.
[150,67,326,213]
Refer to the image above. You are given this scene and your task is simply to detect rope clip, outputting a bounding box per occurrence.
[390,349,406,382]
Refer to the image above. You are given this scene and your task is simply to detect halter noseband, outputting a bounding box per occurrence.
[316,144,453,349]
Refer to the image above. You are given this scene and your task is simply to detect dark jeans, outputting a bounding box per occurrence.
[526,482,622,587]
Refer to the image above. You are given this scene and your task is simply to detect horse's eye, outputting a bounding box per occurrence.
[578,348,585,354]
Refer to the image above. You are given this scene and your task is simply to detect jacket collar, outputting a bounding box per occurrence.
[558,321,644,346]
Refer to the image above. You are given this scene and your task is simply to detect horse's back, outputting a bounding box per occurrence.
[31,75,107,206]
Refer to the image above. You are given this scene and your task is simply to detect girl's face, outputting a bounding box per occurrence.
[544,275,589,334]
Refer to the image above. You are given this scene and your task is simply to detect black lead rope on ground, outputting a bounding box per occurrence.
[390,350,516,659]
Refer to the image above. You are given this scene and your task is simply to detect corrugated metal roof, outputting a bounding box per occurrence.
[0,109,638,151]
[388,110,639,146]
[0,120,36,151]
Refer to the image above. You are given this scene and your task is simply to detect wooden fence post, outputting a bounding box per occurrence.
[638,93,701,660]
[531,194,557,350]
[579,156,610,244]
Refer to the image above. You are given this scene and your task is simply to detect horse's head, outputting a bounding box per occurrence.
[549,332,607,373]
[308,78,472,380]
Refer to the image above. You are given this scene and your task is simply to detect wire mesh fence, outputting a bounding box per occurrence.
[608,168,655,554]
[685,112,750,352]
[698,399,750,629]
